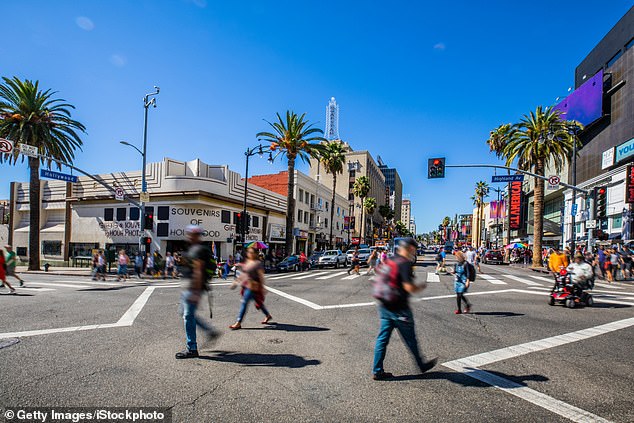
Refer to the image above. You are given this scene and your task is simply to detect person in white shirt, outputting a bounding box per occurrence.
[465,247,477,266]
[567,252,594,293]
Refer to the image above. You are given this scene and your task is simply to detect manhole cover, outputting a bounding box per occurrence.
[268,338,283,344]
[0,338,19,350]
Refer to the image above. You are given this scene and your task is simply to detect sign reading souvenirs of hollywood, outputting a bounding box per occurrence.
[168,206,261,241]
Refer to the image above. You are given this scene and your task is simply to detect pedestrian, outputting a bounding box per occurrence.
[145,253,154,277]
[434,249,446,274]
[4,245,24,287]
[0,250,16,294]
[116,250,129,282]
[235,249,243,264]
[165,252,175,279]
[134,251,144,279]
[548,246,569,275]
[96,251,107,281]
[452,251,472,314]
[609,248,621,283]
[175,225,219,359]
[371,237,437,380]
[91,252,99,280]
[380,249,388,264]
[597,245,606,280]
[299,251,308,271]
[465,246,476,267]
[229,247,272,330]
[366,249,379,276]
[348,248,360,275]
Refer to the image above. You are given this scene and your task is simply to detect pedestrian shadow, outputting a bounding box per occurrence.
[0,292,34,296]
[199,351,321,368]
[470,312,525,317]
[239,323,330,332]
[387,369,549,388]
[78,286,133,292]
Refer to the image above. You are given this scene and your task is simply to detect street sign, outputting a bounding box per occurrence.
[0,138,14,153]
[19,143,38,158]
[586,220,597,229]
[547,175,560,190]
[114,187,125,201]
[140,192,150,203]
[40,169,78,183]
[491,174,524,183]
[571,204,578,215]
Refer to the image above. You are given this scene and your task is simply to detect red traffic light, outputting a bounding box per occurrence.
[433,159,441,165]
[598,188,606,195]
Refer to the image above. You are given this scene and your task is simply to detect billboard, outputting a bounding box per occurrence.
[509,182,523,230]
[489,200,506,220]
[554,70,603,127]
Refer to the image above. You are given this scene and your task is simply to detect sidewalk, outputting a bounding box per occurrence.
[17,266,94,277]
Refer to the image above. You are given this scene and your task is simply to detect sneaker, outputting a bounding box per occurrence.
[10,288,16,294]
[372,371,394,381]
[464,306,471,313]
[419,358,438,374]
[454,309,462,314]
[175,349,199,359]
[229,322,241,330]
[19,281,24,287]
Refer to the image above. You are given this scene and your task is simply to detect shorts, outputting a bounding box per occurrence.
[166,266,174,273]
[118,265,128,275]
[6,267,17,276]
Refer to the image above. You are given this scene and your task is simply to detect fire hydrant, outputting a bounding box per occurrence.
[44,263,50,272]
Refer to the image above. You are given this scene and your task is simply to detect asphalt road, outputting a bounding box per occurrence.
[1,255,633,423]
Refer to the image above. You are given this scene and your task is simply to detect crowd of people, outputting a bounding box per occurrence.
[544,243,634,283]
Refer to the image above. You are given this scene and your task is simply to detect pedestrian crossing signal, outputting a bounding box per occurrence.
[595,186,607,219]
[428,158,445,179]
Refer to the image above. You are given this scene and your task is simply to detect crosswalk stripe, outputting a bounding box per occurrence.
[268,273,297,280]
[427,273,440,283]
[594,282,624,290]
[10,287,56,292]
[342,274,361,280]
[317,271,348,280]
[26,282,93,289]
[292,271,329,280]
[500,274,542,286]
[478,274,507,285]
[528,275,554,283]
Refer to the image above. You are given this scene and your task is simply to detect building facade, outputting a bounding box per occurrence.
[377,156,403,222]
[401,199,411,229]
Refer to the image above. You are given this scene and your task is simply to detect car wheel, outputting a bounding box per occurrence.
[565,298,575,309]
[334,261,339,269]
[585,295,594,307]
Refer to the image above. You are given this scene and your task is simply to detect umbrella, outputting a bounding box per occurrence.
[244,241,269,249]
[505,243,527,249]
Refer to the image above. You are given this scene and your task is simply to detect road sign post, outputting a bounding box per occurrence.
[115,187,125,201]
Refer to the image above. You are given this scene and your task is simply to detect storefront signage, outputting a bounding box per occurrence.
[509,181,523,230]
[602,147,615,169]
[168,206,260,241]
[625,165,634,204]
[615,138,634,163]
[99,221,141,238]
[269,223,285,240]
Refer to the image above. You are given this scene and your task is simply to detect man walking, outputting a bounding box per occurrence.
[372,238,437,380]
[175,225,219,359]
[4,246,24,287]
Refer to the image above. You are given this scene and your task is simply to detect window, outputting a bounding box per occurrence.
[157,206,169,220]
[299,189,304,203]
[104,208,114,221]
[612,216,622,229]
[42,240,62,255]
[325,218,328,228]
[298,209,303,221]
[221,210,231,224]
[326,201,329,211]
[116,208,126,221]
[17,247,27,256]
[157,223,169,237]
[304,213,308,224]
[348,193,354,201]
[310,194,315,206]
[349,170,356,177]
[252,216,259,228]
[336,222,339,230]
[337,207,340,216]
[130,207,140,221]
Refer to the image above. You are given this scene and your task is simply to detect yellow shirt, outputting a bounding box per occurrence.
[549,252,569,272]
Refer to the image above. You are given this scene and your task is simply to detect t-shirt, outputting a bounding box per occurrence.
[165,255,175,268]
[118,255,127,265]
[385,255,414,311]
[180,244,212,290]
[610,253,619,265]
[466,251,476,264]
[597,249,605,262]
[5,251,17,269]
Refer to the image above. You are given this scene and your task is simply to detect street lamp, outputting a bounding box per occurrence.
[241,142,273,246]
[568,122,581,252]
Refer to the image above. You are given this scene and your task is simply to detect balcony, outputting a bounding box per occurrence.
[310,203,323,212]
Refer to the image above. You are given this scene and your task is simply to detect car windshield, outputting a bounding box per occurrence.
[346,250,355,254]
[359,249,371,254]
[324,251,337,256]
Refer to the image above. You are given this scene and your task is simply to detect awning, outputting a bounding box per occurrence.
[41,223,66,233]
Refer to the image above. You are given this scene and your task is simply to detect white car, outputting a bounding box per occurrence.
[318,250,347,268]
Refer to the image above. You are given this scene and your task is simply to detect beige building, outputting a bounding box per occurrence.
[401,199,411,227]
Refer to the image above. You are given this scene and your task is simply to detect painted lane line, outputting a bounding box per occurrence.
[528,275,555,283]
[321,302,376,310]
[265,286,323,310]
[442,363,612,423]
[478,274,507,285]
[12,287,56,292]
[292,271,329,280]
[594,282,624,290]
[116,287,156,326]
[26,282,94,289]
[426,273,440,283]
[267,273,298,280]
[317,271,348,280]
[501,274,542,286]
[342,274,361,280]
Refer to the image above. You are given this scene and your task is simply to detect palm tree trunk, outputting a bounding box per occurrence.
[285,157,296,255]
[532,160,545,268]
[28,156,41,271]
[329,174,336,249]
[359,199,365,244]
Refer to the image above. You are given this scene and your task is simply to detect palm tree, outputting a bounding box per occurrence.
[394,220,408,237]
[499,106,580,267]
[320,140,346,248]
[474,181,489,247]
[442,216,451,241]
[0,77,85,270]
[257,111,326,254]
[352,175,370,244]
[486,123,515,158]
[378,204,394,239]
[363,197,377,243]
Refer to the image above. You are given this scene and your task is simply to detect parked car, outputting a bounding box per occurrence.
[318,250,347,268]
[276,255,300,272]
[308,251,324,268]
[482,249,504,264]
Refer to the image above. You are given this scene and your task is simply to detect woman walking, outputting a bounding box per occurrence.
[229,248,272,330]
[0,251,16,294]
[366,249,379,276]
[453,251,471,314]
[116,250,129,282]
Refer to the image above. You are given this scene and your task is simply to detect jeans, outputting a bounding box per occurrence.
[180,291,210,351]
[236,288,270,322]
[373,305,426,374]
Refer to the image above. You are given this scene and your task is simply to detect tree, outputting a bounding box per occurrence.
[378,204,394,239]
[320,140,346,249]
[473,181,489,247]
[394,220,408,237]
[352,175,371,244]
[363,197,377,242]
[257,111,326,254]
[499,106,580,267]
[0,77,85,270]
[441,216,451,241]
[486,123,515,158]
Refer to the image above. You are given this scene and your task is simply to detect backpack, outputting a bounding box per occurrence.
[464,262,476,282]
[372,258,404,305]
[435,253,443,262]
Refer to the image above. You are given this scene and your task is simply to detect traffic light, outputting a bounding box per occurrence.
[595,186,607,219]
[428,158,445,179]
[143,211,154,230]
[236,212,243,235]
[141,236,151,246]
[244,212,250,233]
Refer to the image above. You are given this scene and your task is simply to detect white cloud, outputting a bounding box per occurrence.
[75,16,95,31]
[110,54,127,67]
[433,42,446,51]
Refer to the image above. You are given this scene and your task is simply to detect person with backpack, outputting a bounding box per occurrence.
[371,237,437,380]
[229,247,272,329]
[453,251,473,314]
[175,225,220,359]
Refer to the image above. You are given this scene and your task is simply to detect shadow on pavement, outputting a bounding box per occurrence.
[239,323,330,332]
[386,370,549,387]
[199,351,321,368]
[471,311,525,317]
[0,292,35,296]
[589,303,631,309]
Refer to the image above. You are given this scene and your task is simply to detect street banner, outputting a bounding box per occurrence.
[509,181,523,230]
[625,165,634,204]
[489,200,506,220]
[40,169,78,183]
[491,174,524,183]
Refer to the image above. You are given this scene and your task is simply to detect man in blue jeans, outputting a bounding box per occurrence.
[373,237,437,380]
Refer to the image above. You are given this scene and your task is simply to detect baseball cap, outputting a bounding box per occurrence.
[398,238,418,248]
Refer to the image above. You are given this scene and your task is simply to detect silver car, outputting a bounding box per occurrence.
[347,248,372,266]
[318,250,347,268]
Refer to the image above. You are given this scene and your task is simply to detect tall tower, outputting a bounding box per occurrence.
[324,97,340,141]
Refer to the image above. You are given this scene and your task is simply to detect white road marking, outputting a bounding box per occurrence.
[317,271,348,280]
[116,287,156,325]
[342,274,361,280]
[594,282,624,290]
[426,273,440,283]
[265,286,323,310]
[321,302,376,309]
[10,287,56,292]
[529,275,554,283]
[292,271,329,280]
[267,273,298,280]
[26,282,93,289]
[478,274,507,285]
[500,274,542,286]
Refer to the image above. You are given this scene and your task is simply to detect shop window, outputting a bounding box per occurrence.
[104,208,114,221]
[157,206,169,220]
[612,216,622,229]
[42,240,62,255]
[252,216,259,228]
[299,190,304,203]
[130,207,140,221]
[116,208,126,221]
[17,247,27,256]
[325,218,329,228]
[157,223,169,237]
[221,210,231,223]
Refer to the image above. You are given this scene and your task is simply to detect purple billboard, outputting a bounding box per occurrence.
[554,69,603,126]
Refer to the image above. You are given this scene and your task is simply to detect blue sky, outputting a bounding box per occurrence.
[1,0,631,232]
